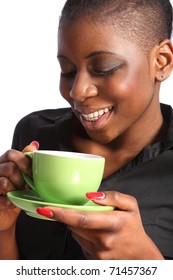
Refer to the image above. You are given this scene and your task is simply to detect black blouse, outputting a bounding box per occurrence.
[12,103,173,259]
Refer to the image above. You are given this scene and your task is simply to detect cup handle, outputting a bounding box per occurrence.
[22,152,36,192]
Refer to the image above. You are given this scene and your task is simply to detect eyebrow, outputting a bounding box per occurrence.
[57,51,118,61]
[85,51,118,59]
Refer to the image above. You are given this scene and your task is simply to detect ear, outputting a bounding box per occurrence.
[154,39,173,82]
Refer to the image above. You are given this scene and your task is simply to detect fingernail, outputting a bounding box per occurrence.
[86,192,105,200]
[30,141,39,150]
[36,207,53,218]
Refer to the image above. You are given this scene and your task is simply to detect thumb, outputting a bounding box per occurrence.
[86,191,138,212]
[22,141,40,153]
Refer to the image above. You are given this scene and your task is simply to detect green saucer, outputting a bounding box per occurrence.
[25,211,56,221]
[7,190,114,221]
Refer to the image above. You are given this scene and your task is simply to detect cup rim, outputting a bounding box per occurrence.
[33,150,105,160]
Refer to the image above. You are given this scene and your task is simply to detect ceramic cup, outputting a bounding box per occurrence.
[22,150,105,205]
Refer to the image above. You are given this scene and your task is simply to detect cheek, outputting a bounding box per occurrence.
[107,67,151,104]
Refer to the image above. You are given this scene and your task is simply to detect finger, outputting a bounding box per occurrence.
[0,195,16,210]
[70,229,112,260]
[71,231,94,258]
[0,141,39,173]
[22,141,39,176]
[0,143,39,194]
[69,226,92,241]
[0,149,31,174]
[37,206,115,230]
[86,191,139,212]
[0,177,16,194]
[22,141,39,153]
[0,162,25,189]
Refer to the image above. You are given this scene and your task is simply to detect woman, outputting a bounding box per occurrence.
[0,0,173,259]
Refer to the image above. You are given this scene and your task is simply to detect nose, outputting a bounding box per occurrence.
[69,72,98,102]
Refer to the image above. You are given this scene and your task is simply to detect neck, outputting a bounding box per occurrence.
[71,102,166,178]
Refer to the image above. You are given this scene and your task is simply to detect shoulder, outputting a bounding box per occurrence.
[18,107,73,123]
[14,107,73,130]
[12,107,73,150]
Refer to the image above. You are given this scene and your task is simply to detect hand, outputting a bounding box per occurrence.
[37,191,163,260]
[0,141,39,232]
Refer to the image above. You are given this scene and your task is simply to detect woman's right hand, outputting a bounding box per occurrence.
[0,141,39,232]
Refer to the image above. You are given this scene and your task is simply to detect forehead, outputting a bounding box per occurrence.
[58,18,144,60]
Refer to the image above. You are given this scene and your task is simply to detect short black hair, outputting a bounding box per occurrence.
[59,0,173,51]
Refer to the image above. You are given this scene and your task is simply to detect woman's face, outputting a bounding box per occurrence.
[58,18,158,144]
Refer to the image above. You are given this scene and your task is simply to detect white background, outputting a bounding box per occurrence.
[0,0,173,155]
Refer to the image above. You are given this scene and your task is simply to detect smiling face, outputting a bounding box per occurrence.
[58,18,161,145]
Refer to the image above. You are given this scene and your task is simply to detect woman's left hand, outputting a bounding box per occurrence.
[37,191,163,260]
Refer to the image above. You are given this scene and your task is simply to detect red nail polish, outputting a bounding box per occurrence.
[36,207,53,218]
[86,192,105,200]
[30,141,39,150]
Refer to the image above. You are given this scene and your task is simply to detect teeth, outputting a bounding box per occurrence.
[82,107,111,122]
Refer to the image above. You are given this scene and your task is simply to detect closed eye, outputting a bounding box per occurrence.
[92,65,122,77]
[60,71,77,79]
[60,64,124,79]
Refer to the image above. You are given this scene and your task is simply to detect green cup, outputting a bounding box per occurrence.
[23,150,105,205]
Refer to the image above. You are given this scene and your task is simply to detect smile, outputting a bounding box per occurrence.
[81,107,112,122]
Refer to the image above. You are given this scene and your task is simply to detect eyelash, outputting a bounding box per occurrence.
[60,65,121,79]
[60,71,76,78]
[93,66,120,76]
